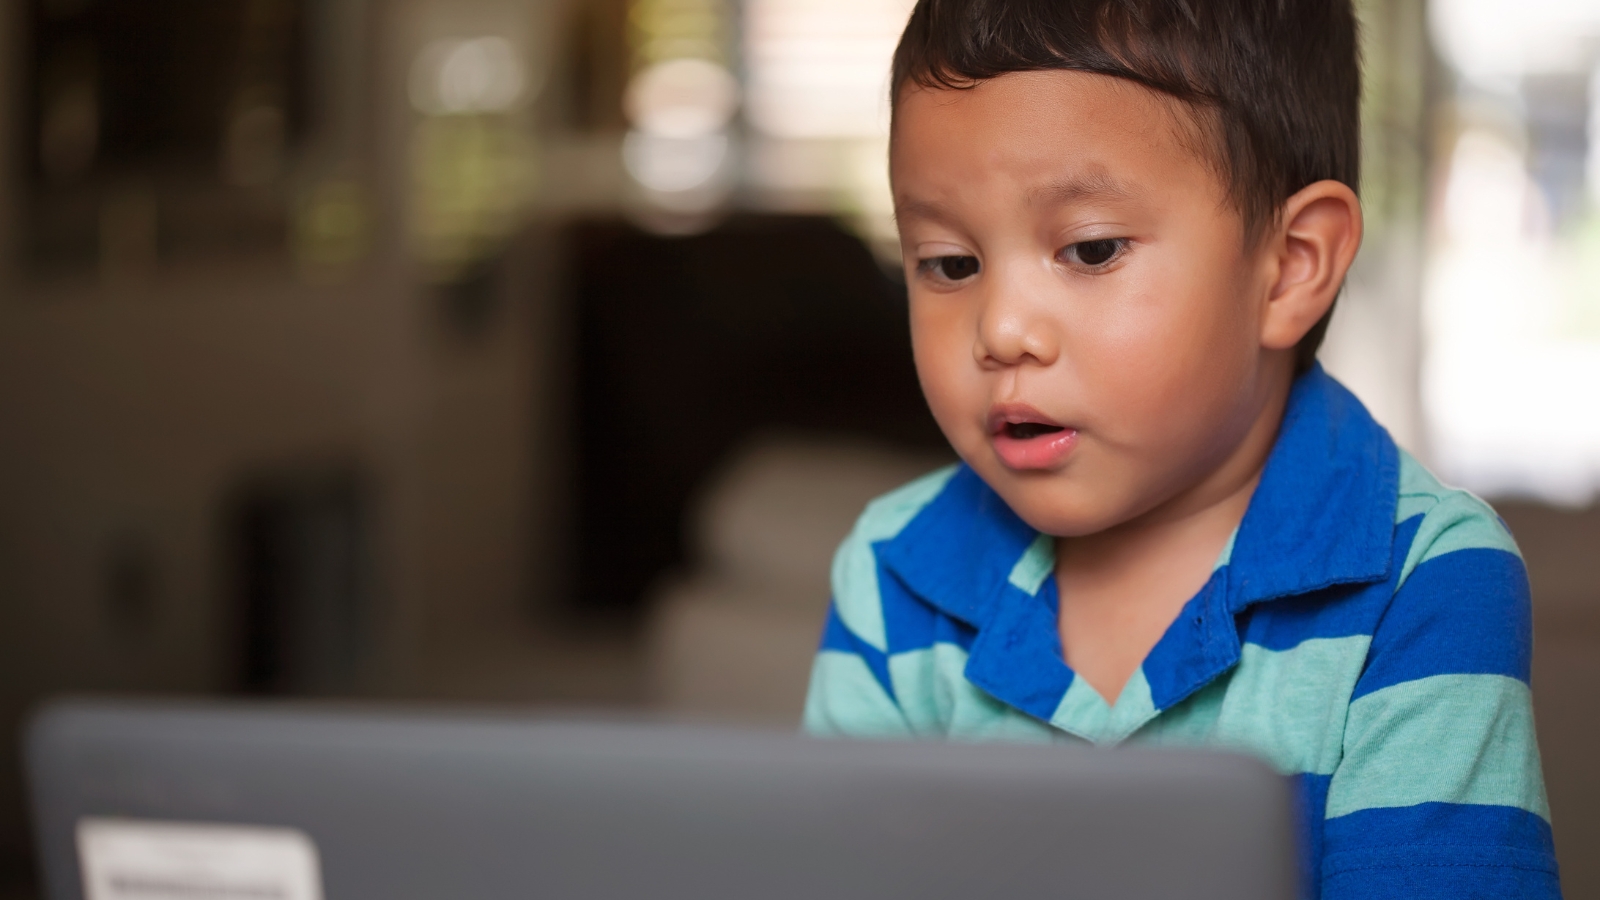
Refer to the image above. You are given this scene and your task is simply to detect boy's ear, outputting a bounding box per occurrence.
[1259,179,1363,351]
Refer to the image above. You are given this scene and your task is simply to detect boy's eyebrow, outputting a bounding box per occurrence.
[892,196,958,227]
[1027,172,1140,206]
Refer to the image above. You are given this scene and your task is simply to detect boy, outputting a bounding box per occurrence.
[802,0,1560,896]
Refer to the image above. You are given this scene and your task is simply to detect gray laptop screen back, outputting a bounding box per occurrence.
[27,700,1298,900]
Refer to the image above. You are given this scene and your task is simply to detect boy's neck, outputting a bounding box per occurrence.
[1054,360,1295,704]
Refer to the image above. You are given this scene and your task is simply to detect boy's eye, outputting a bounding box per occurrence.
[1061,238,1128,268]
[919,255,980,282]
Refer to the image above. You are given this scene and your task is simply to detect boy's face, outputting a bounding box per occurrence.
[892,71,1285,537]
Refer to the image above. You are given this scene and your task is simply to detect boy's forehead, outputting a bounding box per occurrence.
[895,168,1142,227]
[889,71,1220,206]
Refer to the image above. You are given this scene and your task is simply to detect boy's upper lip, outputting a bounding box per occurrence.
[987,402,1069,435]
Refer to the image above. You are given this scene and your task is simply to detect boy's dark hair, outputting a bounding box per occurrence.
[890,0,1361,372]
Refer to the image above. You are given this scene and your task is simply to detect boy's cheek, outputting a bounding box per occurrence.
[909,307,967,402]
[904,287,1241,534]
[912,358,981,456]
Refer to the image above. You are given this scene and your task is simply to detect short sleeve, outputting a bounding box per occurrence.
[1318,517,1559,898]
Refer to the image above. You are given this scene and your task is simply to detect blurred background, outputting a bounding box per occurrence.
[0,0,1596,895]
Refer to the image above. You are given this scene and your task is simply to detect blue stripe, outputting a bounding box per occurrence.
[1352,548,1531,700]
[1321,804,1559,899]
[962,579,1075,722]
[1142,573,1241,710]
[932,610,978,652]
[879,562,936,654]
[819,604,896,703]
[1298,773,1333,900]
[1239,516,1422,653]
[881,562,978,655]
[1225,365,1399,608]
[1325,802,1554,855]
[1322,855,1560,900]
[875,466,1037,628]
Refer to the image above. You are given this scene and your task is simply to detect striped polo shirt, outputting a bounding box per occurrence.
[803,365,1559,898]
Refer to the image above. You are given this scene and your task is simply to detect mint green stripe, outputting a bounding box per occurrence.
[887,646,949,736]
[831,465,958,650]
[802,651,910,737]
[1395,449,1443,524]
[1136,637,1369,775]
[1007,533,1054,595]
[1394,495,1433,525]
[831,538,889,651]
[1135,674,1227,743]
[1214,527,1238,569]
[1050,668,1157,745]
[1398,494,1521,588]
[1327,673,1548,820]
[1051,677,1109,740]
[857,464,960,542]
[1395,452,1520,589]
[887,644,1057,742]
[1108,669,1158,738]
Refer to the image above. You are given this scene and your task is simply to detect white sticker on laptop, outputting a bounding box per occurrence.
[77,817,323,900]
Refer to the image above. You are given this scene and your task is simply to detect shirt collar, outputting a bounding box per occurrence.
[875,363,1400,653]
[875,465,1037,630]
[1225,362,1400,609]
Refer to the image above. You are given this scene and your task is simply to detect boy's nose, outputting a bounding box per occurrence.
[974,278,1059,369]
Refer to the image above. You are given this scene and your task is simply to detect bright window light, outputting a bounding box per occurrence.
[743,0,915,139]
[1425,0,1600,504]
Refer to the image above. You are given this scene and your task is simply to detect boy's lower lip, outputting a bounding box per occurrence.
[992,428,1079,470]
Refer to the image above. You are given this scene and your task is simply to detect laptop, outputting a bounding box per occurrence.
[26,699,1297,900]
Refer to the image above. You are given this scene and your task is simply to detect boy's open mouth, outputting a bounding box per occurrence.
[988,404,1069,439]
[988,404,1079,469]
[1003,421,1066,440]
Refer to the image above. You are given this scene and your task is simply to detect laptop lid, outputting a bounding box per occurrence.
[26,699,1297,900]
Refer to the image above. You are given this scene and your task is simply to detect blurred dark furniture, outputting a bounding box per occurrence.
[227,466,369,694]
[565,214,944,615]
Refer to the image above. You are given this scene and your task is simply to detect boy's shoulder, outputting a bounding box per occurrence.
[828,463,961,651]
[847,462,963,545]
[1360,449,1532,696]
[1393,448,1521,589]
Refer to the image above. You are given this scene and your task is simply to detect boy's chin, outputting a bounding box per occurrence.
[970,462,1132,538]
